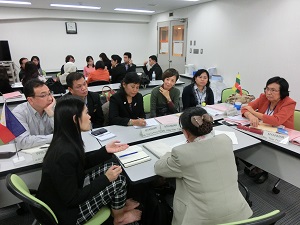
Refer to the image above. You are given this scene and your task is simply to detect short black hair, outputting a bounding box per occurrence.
[192,69,210,87]
[266,76,289,100]
[65,55,74,63]
[180,107,213,137]
[124,52,132,59]
[23,79,46,98]
[19,57,27,65]
[149,55,157,62]
[162,68,179,81]
[66,72,85,88]
[111,54,122,64]
[95,61,105,70]
[120,72,141,92]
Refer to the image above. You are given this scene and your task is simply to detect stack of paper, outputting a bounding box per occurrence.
[287,128,300,146]
[114,145,151,167]
[133,118,160,128]
[224,115,250,125]
[155,115,179,125]
[22,144,49,163]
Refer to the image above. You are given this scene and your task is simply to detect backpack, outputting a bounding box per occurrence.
[45,78,66,94]
[140,188,173,225]
[140,72,150,88]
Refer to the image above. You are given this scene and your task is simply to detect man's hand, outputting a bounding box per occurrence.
[143,60,148,66]
[44,95,56,117]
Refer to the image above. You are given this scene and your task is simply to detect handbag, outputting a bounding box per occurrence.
[100,85,115,105]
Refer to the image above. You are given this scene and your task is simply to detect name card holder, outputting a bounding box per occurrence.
[141,125,162,137]
[31,149,47,163]
[161,123,181,133]
[263,131,289,144]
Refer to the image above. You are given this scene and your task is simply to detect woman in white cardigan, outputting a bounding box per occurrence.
[154,107,252,225]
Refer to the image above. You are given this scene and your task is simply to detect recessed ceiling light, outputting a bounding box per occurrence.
[50,4,100,10]
[0,1,31,5]
[114,8,155,13]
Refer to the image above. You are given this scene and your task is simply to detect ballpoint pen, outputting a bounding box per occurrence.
[119,151,138,158]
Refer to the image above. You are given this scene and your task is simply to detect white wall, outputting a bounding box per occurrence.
[149,0,300,109]
[0,7,151,71]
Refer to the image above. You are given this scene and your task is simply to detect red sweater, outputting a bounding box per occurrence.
[241,93,296,129]
[87,69,110,84]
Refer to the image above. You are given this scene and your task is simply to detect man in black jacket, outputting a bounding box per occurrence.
[143,55,163,80]
[121,52,136,73]
[66,72,104,128]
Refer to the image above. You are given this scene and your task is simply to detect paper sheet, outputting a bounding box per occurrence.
[134,118,160,129]
[214,130,238,144]
[155,115,179,125]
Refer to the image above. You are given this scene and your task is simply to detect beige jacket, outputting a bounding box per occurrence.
[154,134,252,225]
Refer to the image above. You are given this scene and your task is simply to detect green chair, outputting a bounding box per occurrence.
[272,110,300,194]
[6,174,111,225]
[221,88,249,103]
[143,93,151,114]
[294,110,300,131]
[218,210,285,225]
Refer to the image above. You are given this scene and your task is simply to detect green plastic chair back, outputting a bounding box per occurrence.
[56,72,61,77]
[218,210,285,225]
[294,110,300,131]
[221,88,249,103]
[7,174,58,223]
[143,93,151,113]
[6,174,111,225]
[42,70,47,76]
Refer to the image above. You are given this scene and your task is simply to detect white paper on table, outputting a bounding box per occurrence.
[134,118,160,129]
[214,130,238,145]
[205,107,225,116]
[94,132,116,141]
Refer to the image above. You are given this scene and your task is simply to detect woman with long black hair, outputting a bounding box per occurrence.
[37,95,141,225]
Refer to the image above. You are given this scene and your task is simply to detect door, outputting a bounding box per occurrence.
[157,19,188,74]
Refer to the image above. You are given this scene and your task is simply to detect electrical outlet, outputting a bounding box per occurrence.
[200,49,203,54]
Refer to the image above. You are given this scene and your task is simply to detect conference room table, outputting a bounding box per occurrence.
[233,127,300,189]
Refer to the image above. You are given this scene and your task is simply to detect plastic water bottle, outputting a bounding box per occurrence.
[152,71,156,81]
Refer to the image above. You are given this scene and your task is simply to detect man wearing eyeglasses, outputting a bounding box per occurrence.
[12,79,56,150]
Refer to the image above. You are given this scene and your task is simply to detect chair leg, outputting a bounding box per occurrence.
[238,180,252,207]
[16,202,29,215]
[272,179,281,194]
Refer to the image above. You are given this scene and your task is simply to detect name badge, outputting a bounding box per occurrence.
[263,131,289,144]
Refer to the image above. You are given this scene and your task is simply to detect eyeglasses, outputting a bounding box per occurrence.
[264,87,279,93]
[34,92,52,98]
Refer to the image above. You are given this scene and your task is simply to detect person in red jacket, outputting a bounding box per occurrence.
[241,76,296,184]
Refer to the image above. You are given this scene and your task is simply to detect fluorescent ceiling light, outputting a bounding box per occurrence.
[114,8,155,13]
[0,1,31,5]
[184,0,199,1]
[50,4,100,10]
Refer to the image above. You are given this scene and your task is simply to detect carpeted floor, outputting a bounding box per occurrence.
[1,165,300,225]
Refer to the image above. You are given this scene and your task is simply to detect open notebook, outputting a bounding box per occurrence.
[143,141,172,158]
[114,145,151,167]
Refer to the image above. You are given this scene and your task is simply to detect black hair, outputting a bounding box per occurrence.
[19,57,28,66]
[99,53,109,61]
[0,66,9,81]
[86,56,95,67]
[23,79,46,98]
[265,76,289,100]
[149,55,157,62]
[180,107,213,137]
[66,72,85,88]
[31,56,41,69]
[111,54,122,64]
[22,61,39,86]
[162,68,179,81]
[119,72,141,92]
[95,60,105,70]
[44,95,85,164]
[192,69,210,87]
[65,55,75,63]
[124,52,132,59]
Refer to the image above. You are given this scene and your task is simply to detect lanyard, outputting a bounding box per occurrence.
[196,89,204,104]
[266,103,277,115]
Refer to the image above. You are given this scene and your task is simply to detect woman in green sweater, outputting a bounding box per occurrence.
[150,68,180,117]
